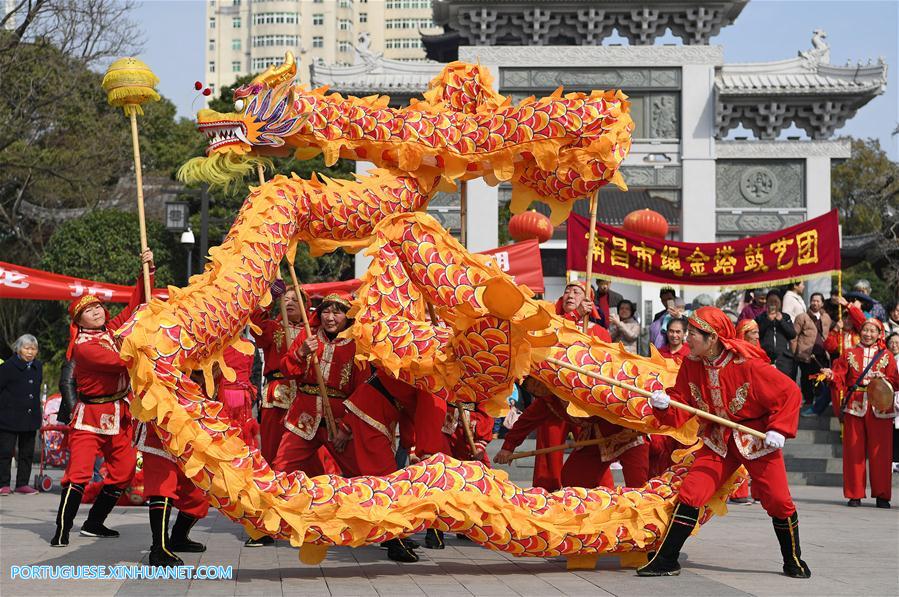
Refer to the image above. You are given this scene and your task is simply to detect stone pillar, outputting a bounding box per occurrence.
[354,161,375,278]
[464,178,499,253]
[680,64,717,304]
[805,155,834,297]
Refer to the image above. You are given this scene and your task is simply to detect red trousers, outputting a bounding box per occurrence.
[678,438,796,519]
[61,427,136,488]
[843,409,893,500]
[344,417,398,476]
[142,453,209,518]
[273,426,359,477]
[561,442,648,489]
[534,420,567,491]
[259,407,287,464]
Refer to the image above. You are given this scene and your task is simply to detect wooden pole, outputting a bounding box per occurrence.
[459,181,468,248]
[287,264,339,441]
[545,357,767,440]
[128,111,152,298]
[457,406,482,460]
[257,163,291,339]
[509,437,605,461]
[582,189,600,333]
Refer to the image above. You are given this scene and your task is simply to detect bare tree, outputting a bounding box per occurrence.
[0,0,143,263]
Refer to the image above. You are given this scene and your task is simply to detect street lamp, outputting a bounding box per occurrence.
[181,227,195,282]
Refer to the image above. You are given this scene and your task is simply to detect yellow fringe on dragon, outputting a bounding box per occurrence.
[112,55,746,564]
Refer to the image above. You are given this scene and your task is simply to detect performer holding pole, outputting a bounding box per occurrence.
[635,306,809,579]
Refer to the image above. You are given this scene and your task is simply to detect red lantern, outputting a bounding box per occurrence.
[623,208,668,239]
[508,210,553,243]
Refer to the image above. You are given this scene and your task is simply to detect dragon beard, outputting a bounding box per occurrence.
[178,152,273,190]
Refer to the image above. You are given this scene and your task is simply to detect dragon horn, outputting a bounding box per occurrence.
[252,51,296,88]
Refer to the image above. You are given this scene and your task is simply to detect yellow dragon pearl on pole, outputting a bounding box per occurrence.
[101,57,160,117]
[101,57,160,298]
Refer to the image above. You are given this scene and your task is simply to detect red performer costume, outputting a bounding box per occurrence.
[659,343,689,363]
[340,369,449,562]
[826,318,898,507]
[250,293,304,464]
[136,420,210,566]
[638,306,810,579]
[274,293,363,477]
[496,391,646,488]
[824,302,866,356]
[217,344,260,450]
[342,369,448,476]
[522,283,615,492]
[442,403,494,465]
[51,258,153,548]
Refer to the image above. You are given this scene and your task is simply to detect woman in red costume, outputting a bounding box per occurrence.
[822,318,898,508]
[638,306,810,579]
[51,250,154,547]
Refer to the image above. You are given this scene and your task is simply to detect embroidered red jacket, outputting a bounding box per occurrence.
[71,278,151,435]
[501,393,644,461]
[280,328,362,440]
[442,404,494,462]
[250,311,304,408]
[829,345,899,419]
[824,304,866,355]
[657,350,801,460]
[343,369,449,457]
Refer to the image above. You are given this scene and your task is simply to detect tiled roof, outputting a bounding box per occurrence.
[717,57,887,96]
[310,57,442,95]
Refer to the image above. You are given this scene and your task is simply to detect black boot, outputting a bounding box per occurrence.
[637,502,700,577]
[169,512,206,552]
[148,496,184,567]
[424,528,445,549]
[244,535,275,547]
[772,512,811,578]
[80,485,122,538]
[50,483,84,547]
[384,538,419,563]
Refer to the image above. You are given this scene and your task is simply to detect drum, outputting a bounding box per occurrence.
[867,377,895,413]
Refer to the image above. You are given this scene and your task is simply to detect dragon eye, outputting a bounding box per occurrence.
[233,99,245,112]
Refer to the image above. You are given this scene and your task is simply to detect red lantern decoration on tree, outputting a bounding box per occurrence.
[508,210,553,243]
[623,208,668,239]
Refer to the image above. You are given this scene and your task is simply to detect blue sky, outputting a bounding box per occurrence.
[133,0,898,158]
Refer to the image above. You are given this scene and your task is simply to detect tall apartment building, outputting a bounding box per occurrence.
[205,0,440,94]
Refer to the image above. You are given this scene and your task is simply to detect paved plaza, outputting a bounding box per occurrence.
[1,445,897,597]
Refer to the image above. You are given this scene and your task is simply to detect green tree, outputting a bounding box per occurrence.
[22,209,178,376]
[832,137,899,299]
[42,210,176,286]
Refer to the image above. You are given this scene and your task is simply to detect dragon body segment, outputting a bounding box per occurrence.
[118,57,740,564]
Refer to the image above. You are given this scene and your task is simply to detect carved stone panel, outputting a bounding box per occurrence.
[500,67,680,91]
[716,213,806,236]
[716,160,804,209]
[619,166,682,188]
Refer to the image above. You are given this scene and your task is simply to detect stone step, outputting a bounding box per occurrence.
[787,471,845,487]
[798,413,842,431]
[793,428,842,443]
[783,442,843,458]
[784,456,843,474]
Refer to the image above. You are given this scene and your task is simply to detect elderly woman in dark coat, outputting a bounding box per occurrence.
[0,334,43,495]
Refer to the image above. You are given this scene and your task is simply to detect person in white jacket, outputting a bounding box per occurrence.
[782,280,807,322]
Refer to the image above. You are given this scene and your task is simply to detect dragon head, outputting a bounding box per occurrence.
[178,52,311,187]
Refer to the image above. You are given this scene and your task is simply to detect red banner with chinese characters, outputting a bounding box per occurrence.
[567,210,840,287]
[0,239,545,302]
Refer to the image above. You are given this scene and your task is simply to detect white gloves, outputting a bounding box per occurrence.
[764,430,785,449]
[650,390,670,410]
